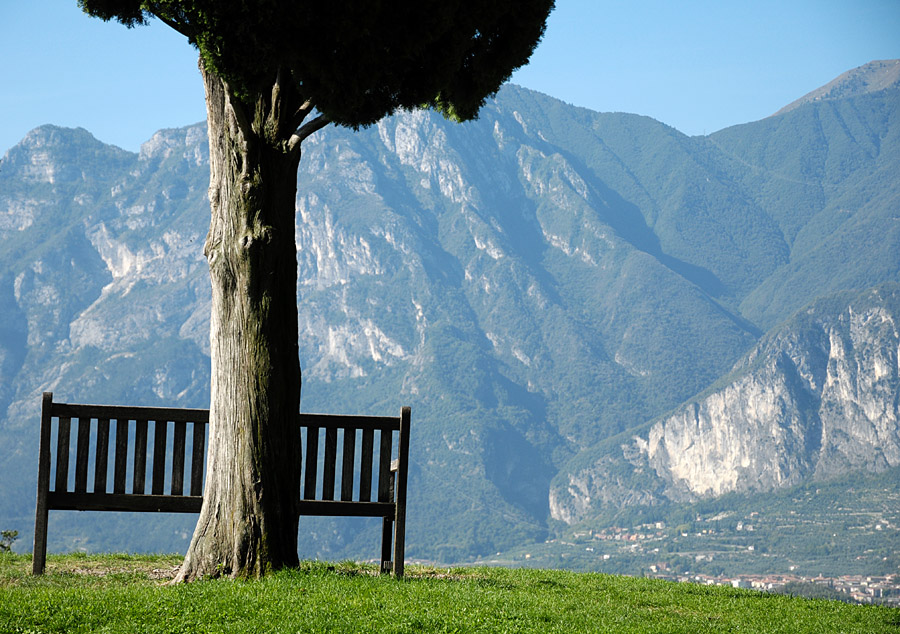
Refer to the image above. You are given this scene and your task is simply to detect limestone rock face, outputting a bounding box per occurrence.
[551,286,900,524]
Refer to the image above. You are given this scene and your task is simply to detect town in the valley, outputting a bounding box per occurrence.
[481,504,900,606]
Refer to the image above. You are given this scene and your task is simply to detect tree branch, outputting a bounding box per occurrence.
[268,69,285,139]
[294,100,315,121]
[287,95,315,134]
[148,10,195,39]
[220,80,251,138]
[221,82,256,175]
[288,115,330,154]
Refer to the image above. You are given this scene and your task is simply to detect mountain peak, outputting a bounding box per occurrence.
[772,59,900,117]
[5,125,100,154]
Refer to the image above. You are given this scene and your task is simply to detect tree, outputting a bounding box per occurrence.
[78,0,554,581]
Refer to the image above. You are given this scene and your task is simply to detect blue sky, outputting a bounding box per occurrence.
[2,1,899,155]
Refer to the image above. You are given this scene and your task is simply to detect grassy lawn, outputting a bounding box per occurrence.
[1,554,898,633]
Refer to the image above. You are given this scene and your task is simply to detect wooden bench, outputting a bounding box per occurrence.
[32,392,410,576]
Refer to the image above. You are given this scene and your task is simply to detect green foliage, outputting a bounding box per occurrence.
[1,555,896,633]
[78,0,555,127]
[0,531,17,553]
[773,582,856,604]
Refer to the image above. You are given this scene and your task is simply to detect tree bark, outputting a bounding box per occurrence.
[175,62,304,581]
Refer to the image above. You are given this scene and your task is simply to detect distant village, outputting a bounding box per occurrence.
[496,515,900,607]
[579,521,900,605]
[647,569,900,606]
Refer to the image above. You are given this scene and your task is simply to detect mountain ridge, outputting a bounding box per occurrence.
[1,63,898,566]
[773,59,900,117]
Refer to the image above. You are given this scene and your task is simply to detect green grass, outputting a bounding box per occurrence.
[1,554,897,633]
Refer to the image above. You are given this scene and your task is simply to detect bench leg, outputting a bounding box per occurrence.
[392,406,410,578]
[32,505,48,575]
[393,506,406,578]
[33,392,53,575]
[380,517,393,574]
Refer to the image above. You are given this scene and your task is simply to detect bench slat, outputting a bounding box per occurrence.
[322,428,337,501]
[74,418,91,493]
[47,491,202,513]
[190,421,205,497]
[297,500,395,518]
[94,418,110,493]
[303,426,319,499]
[341,428,356,501]
[133,420,148,494]
[50,402,208,424]
[55,417,71,493]
[377,428,391,503]
[152,420,167,495]
[113,419,128,494]
[359,428,374,502]
[43,494,393,517]
[171,421,186,496]
[299,413,400,431]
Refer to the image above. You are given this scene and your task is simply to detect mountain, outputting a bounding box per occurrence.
[773,59,900,117]
[1,62,898,567]
[550,283,900,524]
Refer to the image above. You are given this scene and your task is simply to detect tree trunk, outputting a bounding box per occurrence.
[175,62,303,581]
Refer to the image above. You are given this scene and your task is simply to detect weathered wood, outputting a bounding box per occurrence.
[171,421,186,496]
[296,500,395,517]
[113,419,128,494]
[382,466,396,573]
[32,392,54,575]
[393,406,412,577]
[33,394,411,577]
[54,417,71,493]
[152,420,167,495]
[303,426,319,499]
[377,428,392,503]
[74,418,91,493]
[94,418,110,494]
[183,59,305,581]
[133,420,148,494]
[298,412,400,431]
[51,402,208,424]
[341,428,356,501]
[190,421,205,497]
[47,491,202,513]
[359,428,374,502]
[381,516,393,574]
[322,427,337,501]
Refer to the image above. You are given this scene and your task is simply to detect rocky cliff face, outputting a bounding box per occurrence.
[551,285,900,524]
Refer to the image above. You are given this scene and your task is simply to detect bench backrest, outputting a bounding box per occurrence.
[36,396,209,513]
[33,392,411,575]
[298,413,403,508]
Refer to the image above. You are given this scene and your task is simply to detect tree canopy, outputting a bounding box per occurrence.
[79,0,555,127]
